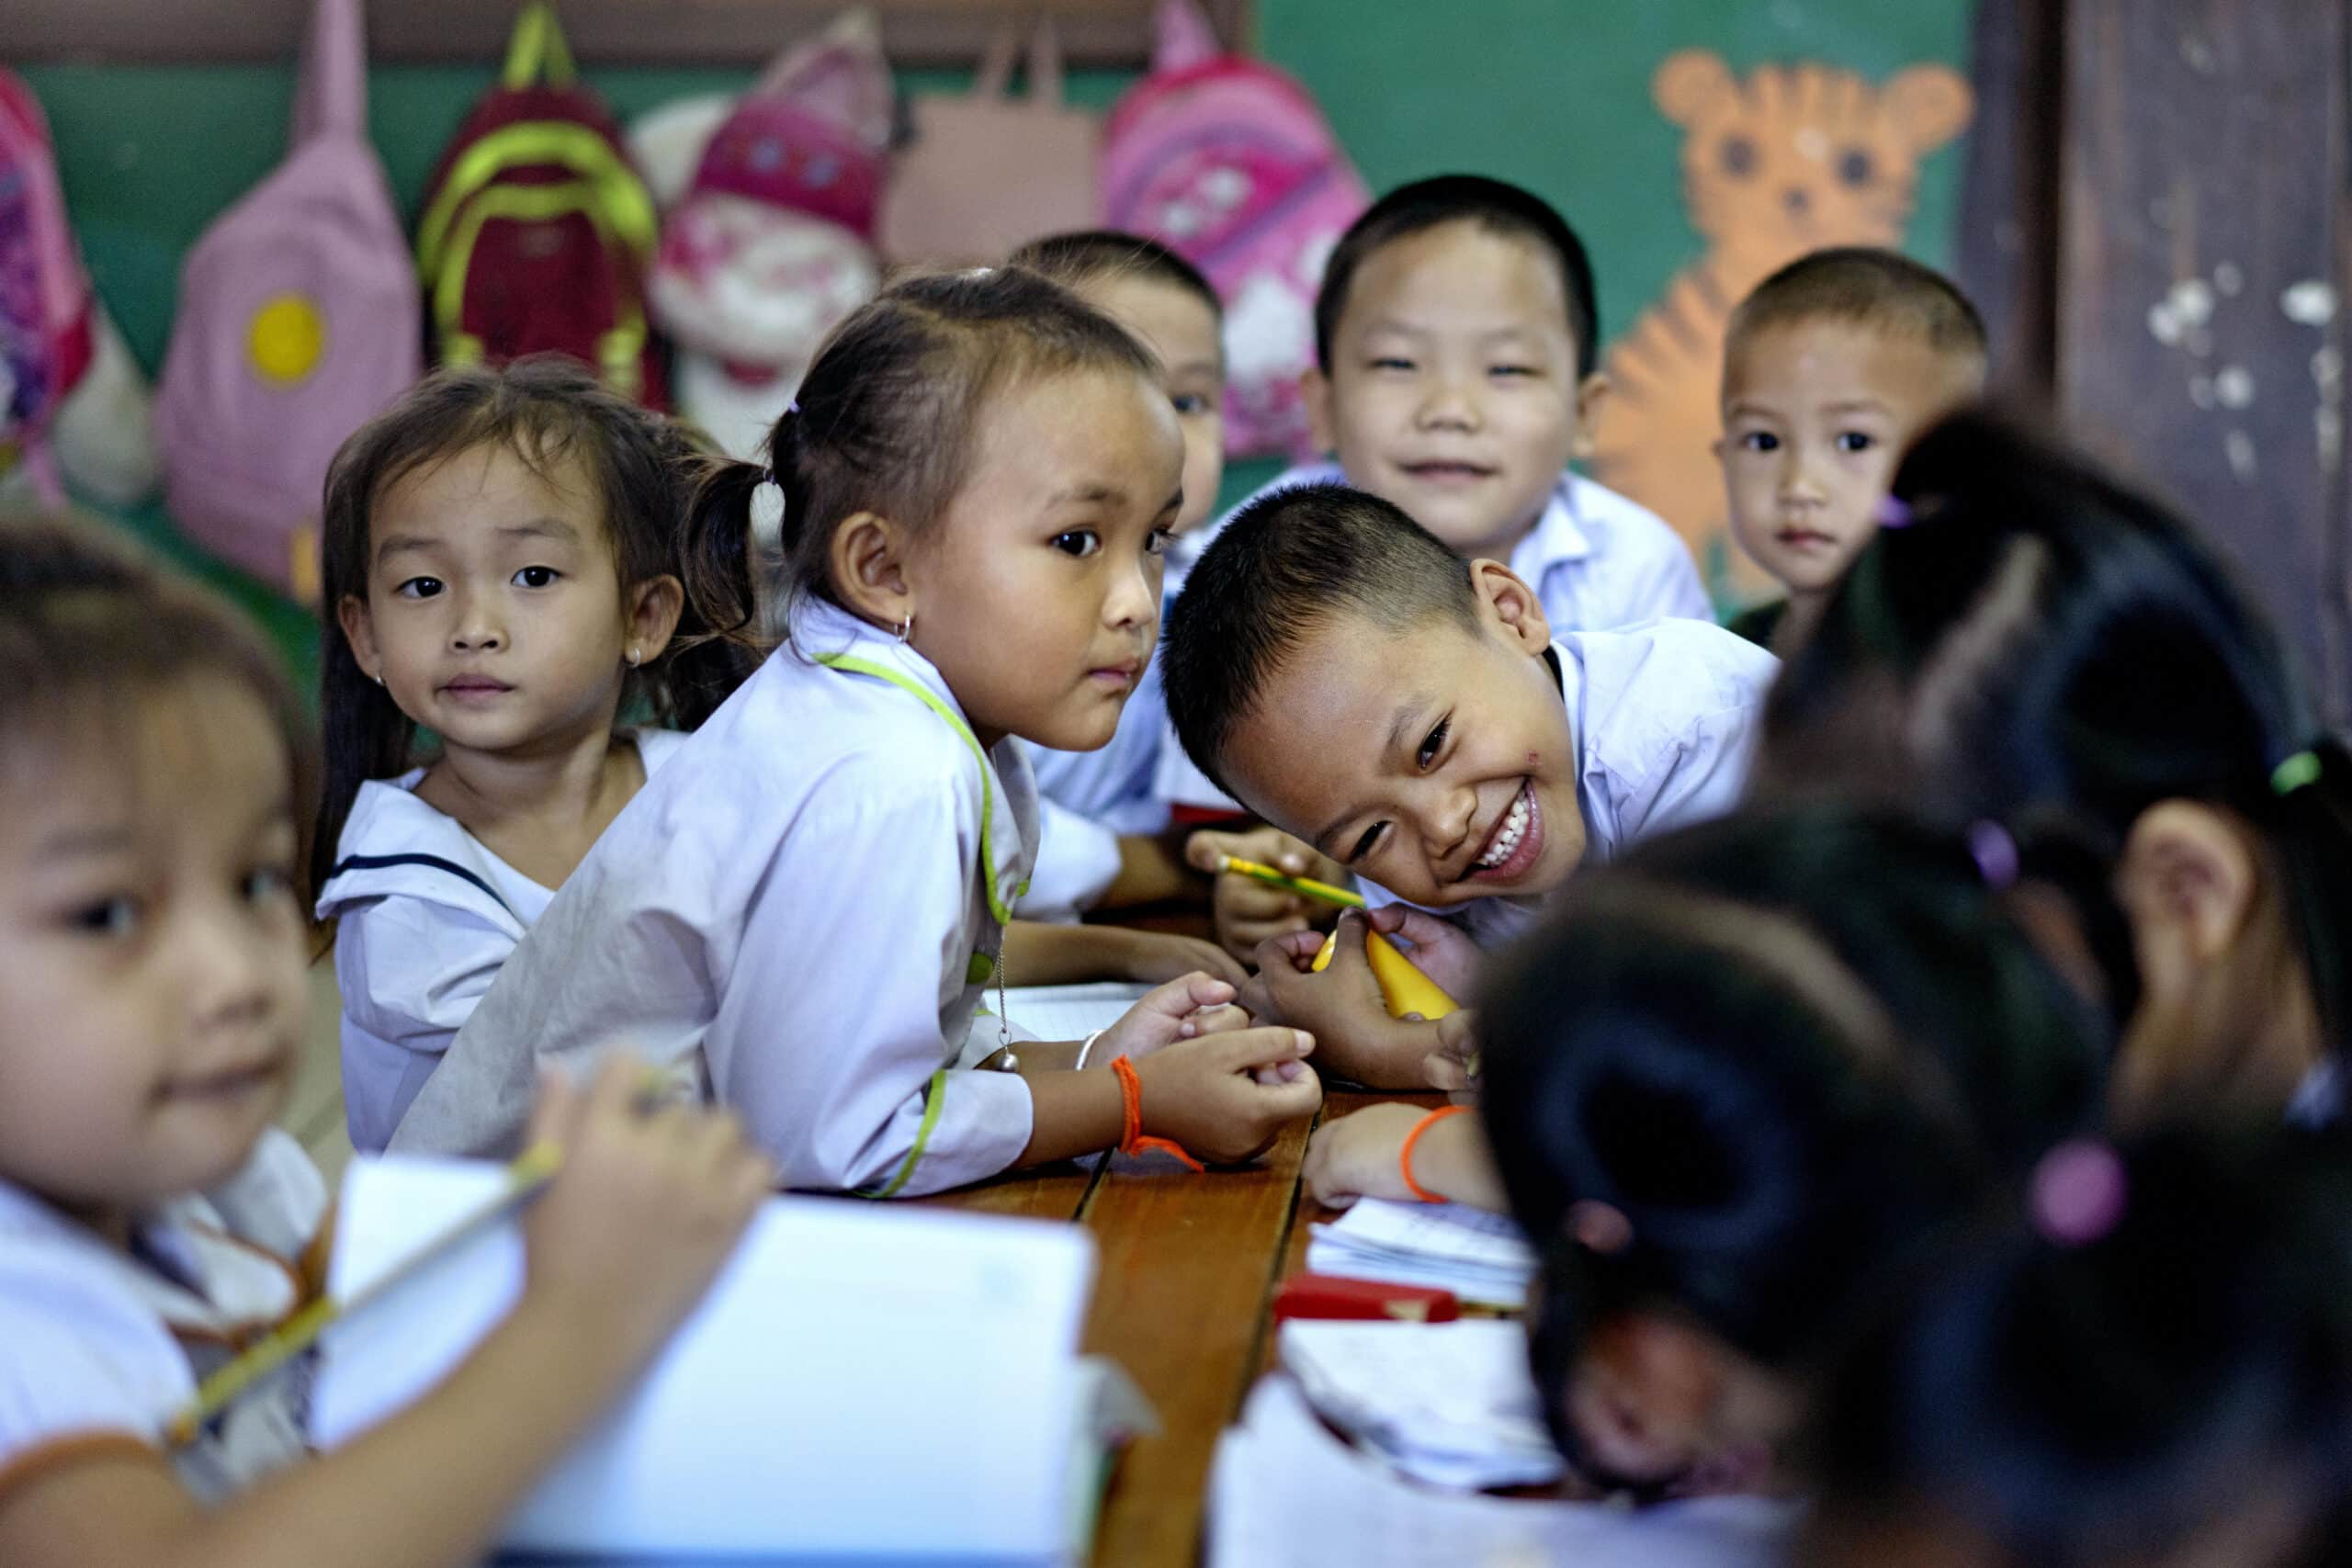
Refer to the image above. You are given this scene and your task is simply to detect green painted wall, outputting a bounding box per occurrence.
[17,0,1971,683]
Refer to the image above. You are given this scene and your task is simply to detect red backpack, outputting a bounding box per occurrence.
[415,3,664,406]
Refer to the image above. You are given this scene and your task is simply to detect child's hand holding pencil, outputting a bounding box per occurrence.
[1186,826,1358,961]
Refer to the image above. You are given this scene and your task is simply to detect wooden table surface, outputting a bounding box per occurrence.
[922,1089,1441,1568]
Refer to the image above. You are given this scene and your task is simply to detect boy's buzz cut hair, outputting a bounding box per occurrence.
[1009,229,1224,322]
[1725,246,1989,384]
[1314,174,1601,380]
[1162,483,1480,795]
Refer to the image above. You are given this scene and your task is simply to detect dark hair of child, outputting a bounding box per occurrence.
[312,356,763,901]
[1010,229,1224,321]
[1160,482,1479,796]
[1760,407,2352,1055]
[683,265,1163,630]
[1313,174,1600,378]
[1476,806,2111,1488]
[1805,1122,2352,1567]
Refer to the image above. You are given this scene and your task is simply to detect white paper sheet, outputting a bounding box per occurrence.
[1209,1376,1797,1568]
[1281,1319,1562,1490]
[1306,1199,1537,1309]
[313,1156,1097,1562]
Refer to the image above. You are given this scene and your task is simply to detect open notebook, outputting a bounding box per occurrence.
[313,1156,1141,1563]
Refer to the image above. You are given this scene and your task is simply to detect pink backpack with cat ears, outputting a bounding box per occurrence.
[154,0,418,601]
[0,70,96,510]
[1101,0,1369,460]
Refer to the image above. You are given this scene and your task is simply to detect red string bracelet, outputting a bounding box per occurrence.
[1400,1104,1471,1203]
[1111,1055,1205,1172]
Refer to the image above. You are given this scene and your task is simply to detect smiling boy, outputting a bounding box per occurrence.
[1163,484,1775,1085]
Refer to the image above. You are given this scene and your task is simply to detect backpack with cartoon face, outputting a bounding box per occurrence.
[417,2,665,408]
[0,70,96,510]
[1101,0,1369,460]
[153,0,418,598]
[645,7,889,461]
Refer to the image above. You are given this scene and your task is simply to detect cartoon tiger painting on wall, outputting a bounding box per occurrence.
[1589,50,1973,607]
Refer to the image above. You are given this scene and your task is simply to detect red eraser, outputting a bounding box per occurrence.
[1272,1272,1460,1324]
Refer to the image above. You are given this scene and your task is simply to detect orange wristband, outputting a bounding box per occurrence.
[1400,1104,1471,1203]
[1111,1055,1206,1172]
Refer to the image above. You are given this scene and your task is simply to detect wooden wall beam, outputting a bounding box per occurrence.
[6,0,1252,68]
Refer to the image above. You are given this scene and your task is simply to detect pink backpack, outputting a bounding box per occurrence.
[0,71,96,510]
[1101,0,1369,460]
[154,0,418,600]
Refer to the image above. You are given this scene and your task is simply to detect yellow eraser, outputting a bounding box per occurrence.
[1309,927,1458,1019]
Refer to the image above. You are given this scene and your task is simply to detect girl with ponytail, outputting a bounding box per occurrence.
[311,356,760,1152]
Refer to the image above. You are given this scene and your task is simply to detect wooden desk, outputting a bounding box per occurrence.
[922,1089,1439,1568]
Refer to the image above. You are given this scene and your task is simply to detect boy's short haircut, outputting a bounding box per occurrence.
[1009,230,1224,323]
[1313,175,1600,379]
[1162,482,1481,794]
[1724,246,1989,382]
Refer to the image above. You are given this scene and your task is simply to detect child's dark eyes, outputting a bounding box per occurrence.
[396,576,445,600]
[1367,355,1417,373]
[512,565,560,588]
[1053,530,1102,558]
[1835,431,1878,454]
[68,895,139,937]
[1487,365,1539,379]
[1145,525,1175,558]
[1737,431,1781,453]
[243,864,296,907]
[1347,823,1386,865]
[1172,392,1216,417]
[1418,716,1451,769]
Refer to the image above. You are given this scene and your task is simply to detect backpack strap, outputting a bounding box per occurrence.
[291,0,367,146]
[503,1,580,91]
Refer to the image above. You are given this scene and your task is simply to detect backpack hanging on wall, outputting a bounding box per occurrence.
[417,2,665,406]
[648,7,891,461]
[153,0,417,599]
[0,69,95,512]
[1102,0,1370,460]
[877,20,1099,267]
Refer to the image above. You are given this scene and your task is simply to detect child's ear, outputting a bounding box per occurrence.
[830,511,916,631]
[2115,800,2261,994]
[337,594,381,682]
[625,574,685,665]
[1468,558,1554,652]
[1302,364,1338,457]
[1569,371,1611,462]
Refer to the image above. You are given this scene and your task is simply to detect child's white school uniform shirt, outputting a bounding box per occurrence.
[1362,620,1778,950]
[390,600,1043,1198]
[316,730,690,1156]
[0,1130,326,1506]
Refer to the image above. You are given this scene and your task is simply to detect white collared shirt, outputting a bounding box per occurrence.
[0,1131,326,1506]
[390,601,1041,1198]
[316,731,688,1155]
[1363,623,1778,949]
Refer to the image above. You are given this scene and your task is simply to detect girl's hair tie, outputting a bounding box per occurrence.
[1874,493,1915,528]
[2030,1138,2128,1247]
[2272,749,2324,796]
[1967,819,2019,889]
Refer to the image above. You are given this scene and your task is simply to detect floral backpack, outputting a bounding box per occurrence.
[0,70,95,510]
[1101,0,1370,460]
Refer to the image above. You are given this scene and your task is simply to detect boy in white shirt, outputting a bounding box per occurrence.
[1163,484,1773,1088]
[1191,175,1712,953]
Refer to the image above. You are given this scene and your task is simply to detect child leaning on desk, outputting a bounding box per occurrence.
[0,514,771,1568]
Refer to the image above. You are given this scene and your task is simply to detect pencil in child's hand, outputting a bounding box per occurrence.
[1219,854,1366,908]
[163,1138,567,1448]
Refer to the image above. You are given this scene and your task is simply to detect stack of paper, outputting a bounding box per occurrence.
[1306,1198,1537,1308]
[1209,1376,1797,1568]
[314,1156,1133,1564]
[1281,1319,1562,1489]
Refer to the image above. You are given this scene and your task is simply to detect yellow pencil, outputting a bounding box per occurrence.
[164,1138,566,1448]
[1220,855,1366,908]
